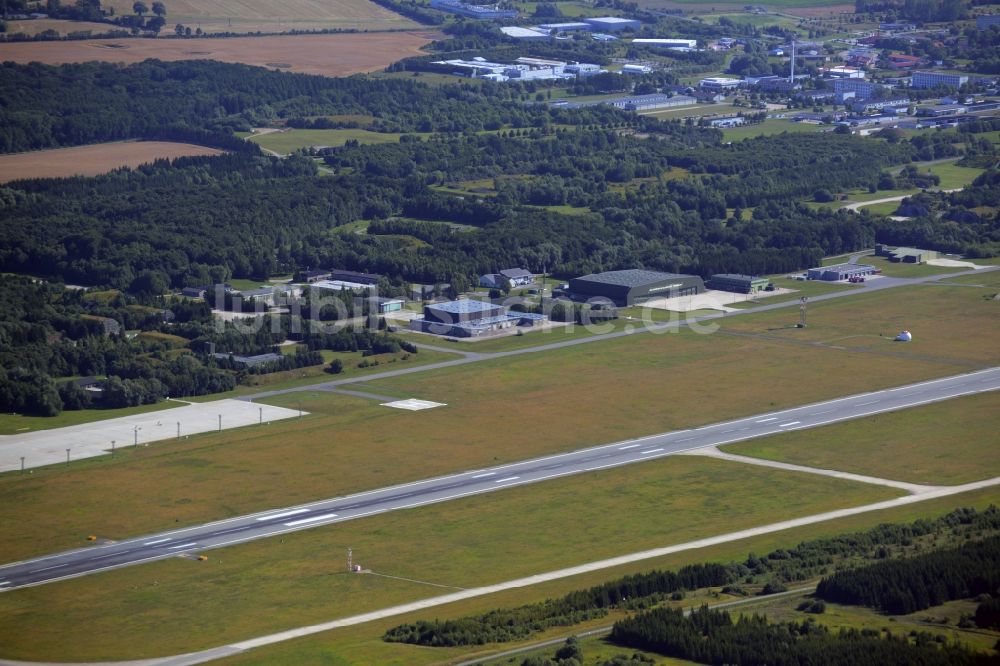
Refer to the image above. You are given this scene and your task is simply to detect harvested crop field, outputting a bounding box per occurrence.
[0,32,440,77]
[0,141,223,183]
[103,0,420,33]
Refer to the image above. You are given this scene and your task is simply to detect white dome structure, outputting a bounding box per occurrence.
[895,330,912,342]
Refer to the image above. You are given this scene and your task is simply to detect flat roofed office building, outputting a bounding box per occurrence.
[569,269,705,306]
[807,263,877,281]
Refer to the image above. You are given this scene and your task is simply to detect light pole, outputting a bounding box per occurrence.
[177,422,181,439]
[259,406,263,425]
[134,426,141,447]
[218,414,222,432]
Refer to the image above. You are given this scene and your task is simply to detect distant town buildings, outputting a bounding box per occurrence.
[429,0,517,19]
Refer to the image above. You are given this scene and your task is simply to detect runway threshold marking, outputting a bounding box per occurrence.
[779,421,801,427]
[257,509,309,521]
[285,513,338,527]
[143,538,172,546]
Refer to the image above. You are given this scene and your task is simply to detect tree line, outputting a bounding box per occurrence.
[383,563,731,647]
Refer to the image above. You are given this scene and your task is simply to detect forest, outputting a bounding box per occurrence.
[7,121,989,291]
[815,535,1000,615]
[0,274,416,416]
[608,605,994,666]
[0,60,620,153]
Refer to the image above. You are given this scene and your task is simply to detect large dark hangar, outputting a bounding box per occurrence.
[568,269,705,306]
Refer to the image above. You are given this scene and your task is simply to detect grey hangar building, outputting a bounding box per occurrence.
[568,270,705,306]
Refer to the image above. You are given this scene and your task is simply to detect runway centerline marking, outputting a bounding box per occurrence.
[472,472,496,479]
[856,400,879,406]
[143,538,172,546]
[256,509,309,521]
[756,417,778,423]
[640,448,664,455]
[779,421,800,427]
[618,444,641,450]
[167,542,198,550]
[495,476,520,484]
[30,564,67,573]
[284,514,338,527]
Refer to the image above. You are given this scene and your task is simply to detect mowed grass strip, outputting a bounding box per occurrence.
[739,593,1000,654]
[0,455,902,661]
[210,487,1000,666]
[716,282,1000,365]
[724,392,1000,485]
[0,287,975,559]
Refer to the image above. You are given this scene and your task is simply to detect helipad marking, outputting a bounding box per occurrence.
[381,399,447,411]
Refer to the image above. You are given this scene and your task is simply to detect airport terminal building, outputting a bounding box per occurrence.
[568,269,705,306]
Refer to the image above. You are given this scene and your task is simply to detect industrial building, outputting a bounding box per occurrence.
[807,263,877,281]
[409,299,546,337]
[848,97,909,113]
[583,16,640,31]
[632,38,697,50]
[538,21,592,33]
[500,26,550,41]
[607,93,696,111]
[699,77,743,91]
[911,71,968,90]
[429,0,517,19]
[434,56,597,82]
[706,274,771,294]
[826,66,866,79]
[621,63,652,75]
[568,269,705,306]
[875,245,937,263]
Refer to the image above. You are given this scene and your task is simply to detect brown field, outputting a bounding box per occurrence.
[0,141,223,184]
[103,0,420,33]
[4,19,120,36]
[0,31,440,77]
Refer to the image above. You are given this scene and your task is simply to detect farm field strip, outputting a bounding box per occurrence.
[0,32,440,78]
[0,141,223,184]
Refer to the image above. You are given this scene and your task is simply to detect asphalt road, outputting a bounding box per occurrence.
[2,366,997,592]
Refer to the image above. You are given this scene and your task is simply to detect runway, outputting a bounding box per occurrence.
[1,366,997,592]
